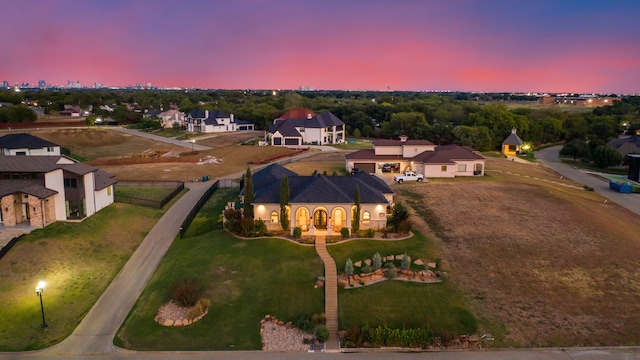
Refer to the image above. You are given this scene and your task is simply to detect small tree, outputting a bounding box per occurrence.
[243,168,254,220]
[592,145,623,169]
[279,175,290,230]
[372,252,382,270]
[351,184,361,232]
[316,324,330,342]
[345,258,354,283]
[352,128,361,138]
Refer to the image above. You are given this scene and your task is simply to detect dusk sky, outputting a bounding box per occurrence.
[1,0,639,93]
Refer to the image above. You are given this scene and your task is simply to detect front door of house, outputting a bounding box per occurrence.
[314,210,327,229]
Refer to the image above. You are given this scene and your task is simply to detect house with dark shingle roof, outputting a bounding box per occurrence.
[185,109,254,133]
[346,135,485,177]
[501,128,524,156]
[0,155,116,228]
[266,108,345,147]
[0,133,61,156]
[245,164,392,235]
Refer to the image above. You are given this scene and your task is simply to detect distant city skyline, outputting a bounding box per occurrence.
[1,0,639,94]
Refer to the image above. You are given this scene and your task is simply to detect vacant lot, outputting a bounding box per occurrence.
[25,129,297,181]
[283,151,347,175]
[396,157,640,347]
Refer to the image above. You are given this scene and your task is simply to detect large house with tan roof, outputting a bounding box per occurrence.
[267,108,345,147]
[346,135,485,178]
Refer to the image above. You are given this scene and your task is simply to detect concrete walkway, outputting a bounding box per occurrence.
[314,236,340,351]
[536,146,640,216]
[40,181,214,357]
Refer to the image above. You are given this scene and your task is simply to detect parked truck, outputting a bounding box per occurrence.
[393,171,425,183]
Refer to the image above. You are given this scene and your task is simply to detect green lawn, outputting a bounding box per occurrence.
[182,188,239,238]
[116,231,324,350]
[329,138,374,150]
[115,186,179,201]
[559,157,629,175]
[0,203,163,351]
[328,232,477,335]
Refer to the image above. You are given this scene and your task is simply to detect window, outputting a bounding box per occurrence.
[441,165,447,172]
[362,211,371,223]
[16,151,26,155]
[270,211,279,223]
[47,147,54,152]
[64,178,77,188]
[458,164,467,172]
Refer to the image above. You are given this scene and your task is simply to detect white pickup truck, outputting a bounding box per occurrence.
[393,171,425,183]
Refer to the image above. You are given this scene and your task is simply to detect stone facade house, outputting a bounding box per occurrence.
[0,156,116,228]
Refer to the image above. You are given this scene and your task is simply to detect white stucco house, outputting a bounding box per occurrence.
[243,163,393,236]
[0,133,61,156]
[185,109,254,133]
[345,135,485,178]
[266,108,345,147]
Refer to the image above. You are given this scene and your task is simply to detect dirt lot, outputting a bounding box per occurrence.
[396,157,640,347]
[26,129,297,181]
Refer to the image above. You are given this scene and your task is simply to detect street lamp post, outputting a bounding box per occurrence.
[191,139,195,151]
[35,281,47,328]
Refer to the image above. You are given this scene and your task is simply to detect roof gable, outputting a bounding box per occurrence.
[0,133,59,150]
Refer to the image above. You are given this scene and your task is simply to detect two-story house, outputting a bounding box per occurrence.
[346,135,485,178]
[184,109,254,133]
[267,108,345,147]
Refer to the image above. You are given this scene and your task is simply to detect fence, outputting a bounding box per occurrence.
[179,180,220,238]
[115,181,185,209]
[0,235,22,260]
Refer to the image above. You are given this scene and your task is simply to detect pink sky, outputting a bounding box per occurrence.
[1,0,639,93]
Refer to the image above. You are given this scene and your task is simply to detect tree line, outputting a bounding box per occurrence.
[2,89,638,152]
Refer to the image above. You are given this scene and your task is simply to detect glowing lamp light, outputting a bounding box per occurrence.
[35,280,48,328]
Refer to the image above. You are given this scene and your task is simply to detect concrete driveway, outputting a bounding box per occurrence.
[111,127,212,150]
[536,146,640,216]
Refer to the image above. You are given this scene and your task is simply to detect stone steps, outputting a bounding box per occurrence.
[315,236,340,350]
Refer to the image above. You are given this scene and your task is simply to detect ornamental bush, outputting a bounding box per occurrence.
[340,227,350,238]
[293,226,302,238]
[316,324,330,342]
[169,278,203,307]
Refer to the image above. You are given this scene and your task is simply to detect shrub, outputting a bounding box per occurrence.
[344,326,365,347]
[293,227,302,238]
[390,202,409,230]
[239,217,255,237]
[345,258,354,279]
[253,219,267,236]
[293,314,314,333]
[361,265,373,274]
[170,278,203,307]
[365,228,375,238]
[311,313,327,325]
[401,253,411,270]
[316,324,330,342]
[187,298,211,320]
[397,219,412,234]
[303,338,310,345]
[385,270,397,279]
[363,325,432,348]
[372,252,382,270]
[384,262,396,269]
[340,227,350,238]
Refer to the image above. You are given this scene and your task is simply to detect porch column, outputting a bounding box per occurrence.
[290,205,296,235]
[346,206,353,235]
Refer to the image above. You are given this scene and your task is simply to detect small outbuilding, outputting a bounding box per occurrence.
[628,154,640,182]
[501,128,524,156]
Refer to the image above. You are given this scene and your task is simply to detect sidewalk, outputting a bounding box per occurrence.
[314,236,340,351]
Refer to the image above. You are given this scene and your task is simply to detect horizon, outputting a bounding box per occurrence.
[2,0,639,94]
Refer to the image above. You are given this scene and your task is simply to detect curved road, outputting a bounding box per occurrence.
[536,146,640,216]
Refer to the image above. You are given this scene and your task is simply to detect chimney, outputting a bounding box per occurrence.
[399,135,408,142]
[230,113,234,122]
[511,128,517,134]
[205,110,209,118]
[307,113,312,120]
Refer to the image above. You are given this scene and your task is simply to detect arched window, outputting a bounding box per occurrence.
[270,211,279,223]
[362,211,371,223]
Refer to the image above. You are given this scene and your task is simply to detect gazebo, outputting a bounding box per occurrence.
[501,128,524,156]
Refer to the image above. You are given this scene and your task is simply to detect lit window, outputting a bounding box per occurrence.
[270,211,279,223]
[362,211,370,223]
[441,165,447,172]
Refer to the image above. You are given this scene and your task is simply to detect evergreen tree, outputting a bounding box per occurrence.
[243,168,254,219]
[372,252,382,270]
[279,175,290,230]
[351,184,361,232]
[345,258,354,283]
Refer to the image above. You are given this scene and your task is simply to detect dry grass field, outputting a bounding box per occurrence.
[395,158,640,347]
[283,151,347,175]
[26,129,296,181]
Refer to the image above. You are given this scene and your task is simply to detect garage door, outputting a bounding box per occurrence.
[285,138,299,146]
[354,162,375,174]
